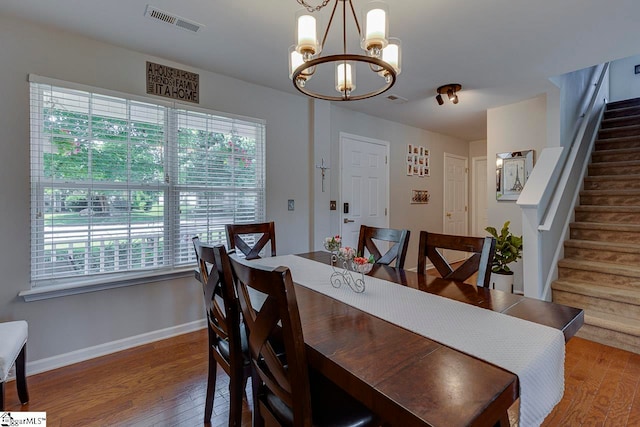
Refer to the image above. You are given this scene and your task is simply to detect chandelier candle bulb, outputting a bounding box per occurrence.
[381,37,401,77]
[363,2,389,52]
[296,11,319,56]
[336,63,355,94]
[289,46,305,79]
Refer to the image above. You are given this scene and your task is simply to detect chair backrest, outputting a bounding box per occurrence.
[357,225,410,269]
[192,237,243,372]
[218,248,313,426]
[417,231,496,287]
[226,222,276,260]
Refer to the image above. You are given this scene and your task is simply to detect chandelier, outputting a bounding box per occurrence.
[289,0,401,101]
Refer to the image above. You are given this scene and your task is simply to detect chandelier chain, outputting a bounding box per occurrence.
[296,0,332,13]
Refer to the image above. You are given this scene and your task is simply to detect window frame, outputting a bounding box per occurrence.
[24,75,266,300]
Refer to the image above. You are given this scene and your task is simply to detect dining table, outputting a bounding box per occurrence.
[253,251,584,427]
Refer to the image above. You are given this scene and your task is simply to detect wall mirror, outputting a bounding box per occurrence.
[496,150,534,201]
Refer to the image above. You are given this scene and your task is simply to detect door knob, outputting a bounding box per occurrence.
[446,212,452,218]
[344,218,355,223]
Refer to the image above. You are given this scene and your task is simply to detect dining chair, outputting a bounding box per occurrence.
[0,320,29,410]
[192,237,250,426]
[357,225,410,269]
[417,231,496,288]
[225,222,276,260]
[218,249,379,427]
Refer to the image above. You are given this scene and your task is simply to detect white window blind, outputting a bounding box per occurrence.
[29,77,266,288]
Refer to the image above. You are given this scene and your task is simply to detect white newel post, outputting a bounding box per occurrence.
[521,205,544,300]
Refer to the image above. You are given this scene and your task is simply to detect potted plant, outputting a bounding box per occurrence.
[485,221,523,293]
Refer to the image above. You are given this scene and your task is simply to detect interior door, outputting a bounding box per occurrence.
[340,133,389,249]
[443,153,469,262]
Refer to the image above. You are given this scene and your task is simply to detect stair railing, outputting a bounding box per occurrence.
[517,62,609,300]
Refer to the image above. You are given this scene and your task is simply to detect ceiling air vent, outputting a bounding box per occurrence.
[386,94,408,104]
[144,5,203,33]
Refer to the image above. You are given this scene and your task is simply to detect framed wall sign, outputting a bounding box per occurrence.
[496,150,534,201]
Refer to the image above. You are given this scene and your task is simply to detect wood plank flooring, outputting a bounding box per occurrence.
[4,330,640,426]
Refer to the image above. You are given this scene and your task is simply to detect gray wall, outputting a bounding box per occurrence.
[328,106,470,270]
[0,13,472,366]
[0,15,311,363]
[487,95,548,293]
[609,54,640,102]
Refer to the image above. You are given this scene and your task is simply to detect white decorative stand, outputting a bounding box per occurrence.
[329,252,367,293]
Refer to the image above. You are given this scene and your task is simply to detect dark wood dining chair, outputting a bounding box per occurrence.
[192,237,250,426]
[357,225,410,269]
[417,231,496,288]
[225,222,276,260]
[217,249,379,427]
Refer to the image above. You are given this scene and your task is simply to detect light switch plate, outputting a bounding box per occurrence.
[330,200,337,210]
[288,199,295,211]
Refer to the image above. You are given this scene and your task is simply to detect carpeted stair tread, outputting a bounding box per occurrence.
[584,174,640,182]
[571,221,640,232]
[607,98,640,110]
[601,115,640,129]
[604,105,640,119]
[558,257,640,278]
[584,311,640,337]
[553,279,640,305]
[571,222,640,233]
[588,159,640,168]
[580,188,640,196]
[591,147,640,162]
[564,238,640,253]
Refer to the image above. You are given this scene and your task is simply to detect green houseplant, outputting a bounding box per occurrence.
[485,221,523,292]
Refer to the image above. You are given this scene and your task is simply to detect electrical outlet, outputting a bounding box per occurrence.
[288,199,295,211]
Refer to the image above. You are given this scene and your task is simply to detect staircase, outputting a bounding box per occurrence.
[552,97,640,354]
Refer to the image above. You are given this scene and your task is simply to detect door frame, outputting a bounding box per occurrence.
[442,152,469,234]
[339,132,390,239]
[471,155,487,237]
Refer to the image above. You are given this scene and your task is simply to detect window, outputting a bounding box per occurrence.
[29,76,265,289]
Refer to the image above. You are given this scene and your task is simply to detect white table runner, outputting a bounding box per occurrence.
[254,255,565,427]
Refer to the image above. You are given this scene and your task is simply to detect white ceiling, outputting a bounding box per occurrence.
[2,0,639,141]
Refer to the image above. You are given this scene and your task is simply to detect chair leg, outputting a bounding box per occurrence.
[228,370,245,427]
[1,381,5,411]
[250,366,264,427]
[16,345,29,405]
[204,350,217,423]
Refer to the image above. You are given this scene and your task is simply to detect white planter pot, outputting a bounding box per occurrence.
[490,272,513,293]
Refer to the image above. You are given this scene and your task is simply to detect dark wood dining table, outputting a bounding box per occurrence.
[291,251,584,427]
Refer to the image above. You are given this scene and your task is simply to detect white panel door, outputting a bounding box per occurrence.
[443,153,468,261]
[340,134,389,249]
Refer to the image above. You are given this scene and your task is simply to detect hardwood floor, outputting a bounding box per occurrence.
[4,330,640,426]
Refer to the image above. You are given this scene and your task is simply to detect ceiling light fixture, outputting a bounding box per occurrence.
[289,0,401,101]
[436,84,462,105]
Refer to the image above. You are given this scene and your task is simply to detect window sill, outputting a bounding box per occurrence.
[19,268,196,302]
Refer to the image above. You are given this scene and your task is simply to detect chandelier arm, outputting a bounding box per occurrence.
[320,0,339,51]
[342,0,347,55]
[347,0,361,36]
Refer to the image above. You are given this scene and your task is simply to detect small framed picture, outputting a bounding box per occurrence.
[407,164,413,175]
[407,144,413,155]
[407,154,413,164]
[423,167,430,177]
[423,149,430,157]
[413,146,419,155]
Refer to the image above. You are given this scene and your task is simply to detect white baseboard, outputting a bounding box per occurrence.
[26,319,206,377]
